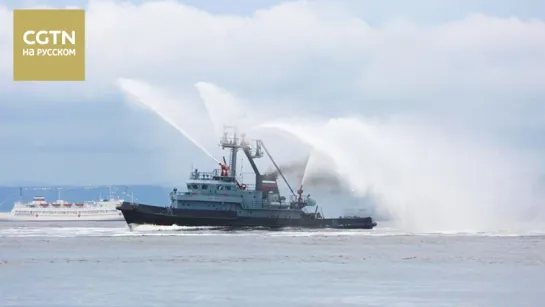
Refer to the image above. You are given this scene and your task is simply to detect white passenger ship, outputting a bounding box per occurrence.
[1,196,124,221]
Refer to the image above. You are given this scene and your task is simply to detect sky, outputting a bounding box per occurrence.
[0,0,544,186]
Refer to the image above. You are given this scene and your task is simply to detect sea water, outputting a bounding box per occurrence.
[1,221,544,307]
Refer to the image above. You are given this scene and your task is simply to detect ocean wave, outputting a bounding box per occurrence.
[1,222,545,238]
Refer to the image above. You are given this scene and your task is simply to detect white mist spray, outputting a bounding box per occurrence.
[116,78,219,163]
[116,79,545,233]
[260,116,545,233]
[194,82,254,139]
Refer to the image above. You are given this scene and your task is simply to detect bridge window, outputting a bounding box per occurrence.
[225,186,231,191]
[217,185,224,191]
[191,184,199,189]
[202,184,208,189]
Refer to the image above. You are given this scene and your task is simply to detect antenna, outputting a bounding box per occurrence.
[240,153,244,183]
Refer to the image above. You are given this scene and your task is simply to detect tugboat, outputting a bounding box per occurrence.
[117,127,377,230]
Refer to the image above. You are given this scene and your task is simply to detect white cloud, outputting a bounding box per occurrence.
[1,0,544,103]
[0,0,545,185]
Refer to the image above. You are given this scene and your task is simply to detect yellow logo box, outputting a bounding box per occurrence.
[13,9,85,81]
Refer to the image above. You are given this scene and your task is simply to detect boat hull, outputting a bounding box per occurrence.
[117,202,377,230]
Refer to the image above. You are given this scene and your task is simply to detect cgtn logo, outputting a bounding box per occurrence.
[21,30,77,57]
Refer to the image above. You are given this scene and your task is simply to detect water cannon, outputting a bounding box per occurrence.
[219,163,230,176]
[297,185,304,202]
[219,156,230,176]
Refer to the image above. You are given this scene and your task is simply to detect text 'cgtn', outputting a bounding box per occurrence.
[23,30,76,45]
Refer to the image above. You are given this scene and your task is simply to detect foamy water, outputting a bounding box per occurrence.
[2,221,545,239]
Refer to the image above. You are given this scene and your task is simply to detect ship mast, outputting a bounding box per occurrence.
[218,126,297,198]
[220,125,239,178]
[219,126,264,189]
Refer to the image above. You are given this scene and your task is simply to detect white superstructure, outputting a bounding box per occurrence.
[1,196,124,221]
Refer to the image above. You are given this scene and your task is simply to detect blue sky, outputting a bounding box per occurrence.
[2,0,545,20]
[0,0,544,186]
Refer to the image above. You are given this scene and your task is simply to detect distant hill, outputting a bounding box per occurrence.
[0,185,172,212]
